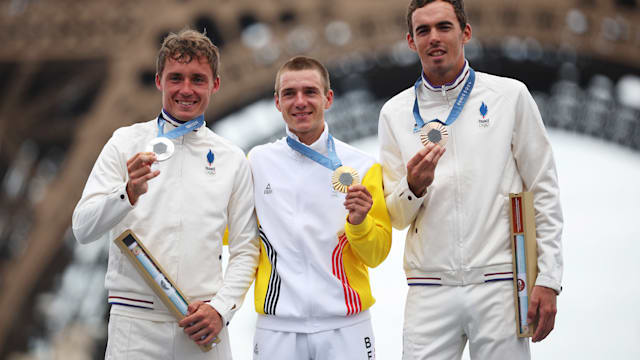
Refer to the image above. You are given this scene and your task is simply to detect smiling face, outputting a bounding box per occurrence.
[275,69,333,145]
[155,55,220,121]
[407,0,471,86]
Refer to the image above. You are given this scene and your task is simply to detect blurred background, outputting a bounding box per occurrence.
[0,0,639,359]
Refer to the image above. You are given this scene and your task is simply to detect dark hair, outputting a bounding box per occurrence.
[274,56,331,95]
[156,28,220,78]
[407,0,467,36]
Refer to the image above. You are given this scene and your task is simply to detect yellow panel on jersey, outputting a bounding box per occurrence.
[345,163,392,267]
[339,163,392,312]
[254,226,281,315]
[340,234,374,313]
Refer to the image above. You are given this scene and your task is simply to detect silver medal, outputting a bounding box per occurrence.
[146,137,175,161]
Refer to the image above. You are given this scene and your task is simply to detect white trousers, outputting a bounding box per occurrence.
[105,314,232,360]
[253,319,375,360]
[403,280,530,360]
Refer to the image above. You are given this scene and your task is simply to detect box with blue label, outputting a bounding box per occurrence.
[114,229,219,351]
[509,192,538,338]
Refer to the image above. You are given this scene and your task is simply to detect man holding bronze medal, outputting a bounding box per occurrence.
[72,28,259,359]
[248,56,392,359]
[378,1,563,359]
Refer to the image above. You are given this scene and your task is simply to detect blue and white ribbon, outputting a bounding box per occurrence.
[157,109,204,139]
[286,133,342,171]
[412,67,476,133]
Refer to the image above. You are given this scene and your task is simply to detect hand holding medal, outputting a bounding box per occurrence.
[407,66,476,196]
[129,111,205,205]
[406,143,445,197]
[126,152,160,205]
[344,184,373,225]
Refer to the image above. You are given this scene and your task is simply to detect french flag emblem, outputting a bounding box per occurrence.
[207,150,214,166]
[480,102,488,119]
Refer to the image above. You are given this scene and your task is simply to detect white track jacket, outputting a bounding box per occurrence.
[72,116,259,323]
[379,62,563,293]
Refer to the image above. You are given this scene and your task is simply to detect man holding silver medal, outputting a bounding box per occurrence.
[378,0,563,359]
[72,28,259,359]
[247,56,392,359]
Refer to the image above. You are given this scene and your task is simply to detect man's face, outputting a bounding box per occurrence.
[275,69,333,144]
[407,1,471,85]
[155,56,219,121]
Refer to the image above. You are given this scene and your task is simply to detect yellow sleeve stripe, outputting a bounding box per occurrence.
[254,240,269,315]
[222,227,229,246]
[345,163,392,268]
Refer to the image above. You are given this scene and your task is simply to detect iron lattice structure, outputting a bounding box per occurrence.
[0,0,638,356]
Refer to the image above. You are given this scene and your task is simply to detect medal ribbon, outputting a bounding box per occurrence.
[286,133,342,171]
[156,110,205,138]
[412,67,476,133]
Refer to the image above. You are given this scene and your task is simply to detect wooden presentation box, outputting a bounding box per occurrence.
[114,229,218,351]
[509,192,538,338]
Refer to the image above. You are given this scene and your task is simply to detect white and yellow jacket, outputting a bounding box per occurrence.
[379,61,563,293]
[248,125,392,333]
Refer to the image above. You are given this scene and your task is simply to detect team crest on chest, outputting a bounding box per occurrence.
[478,101,490,128]
[205,149,216,175]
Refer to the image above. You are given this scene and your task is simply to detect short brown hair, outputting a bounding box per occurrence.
[407,0,467,37]
[156,28,220,79]
[274,56,331,95]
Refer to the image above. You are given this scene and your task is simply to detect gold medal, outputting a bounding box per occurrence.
[419,122,448,147]
[331,166,360,193]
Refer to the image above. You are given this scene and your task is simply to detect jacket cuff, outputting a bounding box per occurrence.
[208,298,236,327]
[396,176,426,209]
[345,214,373,239]
[535,274,562,295]
[114,183,136,209]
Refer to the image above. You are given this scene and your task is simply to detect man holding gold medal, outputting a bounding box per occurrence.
[248,56,392,359]
[378,0,563,359]
[72,29,259,359]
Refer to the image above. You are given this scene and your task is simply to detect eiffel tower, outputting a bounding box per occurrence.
[0,0,639,356]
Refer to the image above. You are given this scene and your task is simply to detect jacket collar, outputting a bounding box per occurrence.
[421,60,470,96]
[285,122,330,155]
[160,109,206,136]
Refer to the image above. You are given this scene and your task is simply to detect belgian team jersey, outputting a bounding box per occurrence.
[248,125,392,333]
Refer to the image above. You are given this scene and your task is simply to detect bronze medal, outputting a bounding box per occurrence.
[420,122,448,147]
